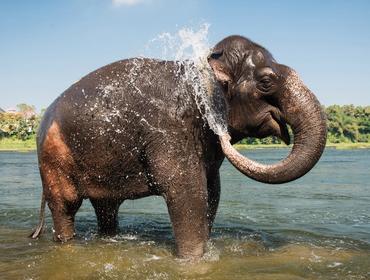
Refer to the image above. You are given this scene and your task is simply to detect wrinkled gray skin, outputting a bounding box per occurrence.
[31,35,327,259]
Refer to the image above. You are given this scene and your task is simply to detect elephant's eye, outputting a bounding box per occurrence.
[260,77,271,84]
[258,76,273,92]
[221,81,229,92]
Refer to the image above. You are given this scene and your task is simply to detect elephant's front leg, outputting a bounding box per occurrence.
[165,176,209,259]
[146,140,209,259]
[207,169,221,233]
[90,198,121,236]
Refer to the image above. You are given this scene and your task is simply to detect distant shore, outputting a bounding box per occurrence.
[235,142,370,150]
[0,138,36,152]
[1,138,370,152]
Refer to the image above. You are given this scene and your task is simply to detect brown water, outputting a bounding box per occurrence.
[1,148,369,279]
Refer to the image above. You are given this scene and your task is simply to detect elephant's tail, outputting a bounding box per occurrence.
[29,192,46,239]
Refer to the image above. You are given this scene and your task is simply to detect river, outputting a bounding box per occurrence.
[0,148,369,279]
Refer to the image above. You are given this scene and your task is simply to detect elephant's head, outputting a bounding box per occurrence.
[208,35,327,184]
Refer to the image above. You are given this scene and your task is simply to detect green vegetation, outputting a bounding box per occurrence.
[0,104,40,151]
[238,105,370,147]
[0,104,369,151]
[0,135,36,151]
[235,142,370,150]
[325,105,370,143]
[0,104,41,140]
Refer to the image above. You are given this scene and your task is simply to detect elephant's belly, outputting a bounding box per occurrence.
[83,176,153,201]
[75,159,155,201]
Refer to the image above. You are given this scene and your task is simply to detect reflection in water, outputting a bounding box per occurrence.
[0,149,370,279]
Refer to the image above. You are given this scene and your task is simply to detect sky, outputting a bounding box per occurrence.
[0,0,370,111]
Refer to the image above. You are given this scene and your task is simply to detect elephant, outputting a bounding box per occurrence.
[30,35,327,259]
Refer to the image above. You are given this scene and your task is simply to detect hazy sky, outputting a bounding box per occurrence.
[1,0,369,110]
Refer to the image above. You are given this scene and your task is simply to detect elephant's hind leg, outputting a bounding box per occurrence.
[40,164,83,242]
[39,121,83,242]
[90,199,121,236]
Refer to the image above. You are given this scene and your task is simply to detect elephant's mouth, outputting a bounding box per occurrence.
[242,110,291,145]
[264,110,290,145]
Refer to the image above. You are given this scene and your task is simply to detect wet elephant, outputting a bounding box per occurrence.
[30,35,327,259]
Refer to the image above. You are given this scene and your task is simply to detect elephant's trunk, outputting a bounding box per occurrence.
[220,70,327,184]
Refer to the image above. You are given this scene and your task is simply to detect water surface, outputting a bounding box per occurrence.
[1,148,369,279]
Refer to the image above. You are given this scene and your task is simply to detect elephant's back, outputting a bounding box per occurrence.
[52,58,194,123]
[53,58,195,137]
[36,57,199,172]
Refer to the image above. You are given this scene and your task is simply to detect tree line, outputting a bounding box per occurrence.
[0,104,41,140]
[237,104,369,145]
[1,104,369,144]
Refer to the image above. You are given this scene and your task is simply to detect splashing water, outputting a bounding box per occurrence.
[146,23,228,135]
[147,23,210,63]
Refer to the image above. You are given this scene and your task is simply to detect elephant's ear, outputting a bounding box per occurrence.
[207,50,233,83]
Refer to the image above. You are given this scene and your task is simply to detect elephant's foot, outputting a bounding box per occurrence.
[47,197,82,243]
[51,215,78,243]
[97,227,119,237]
[176,241,206,260]
[53,229,76,243]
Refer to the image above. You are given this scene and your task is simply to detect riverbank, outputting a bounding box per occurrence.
[235,142,370,150]
[1,138,370,152]
[0,137,36,152]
